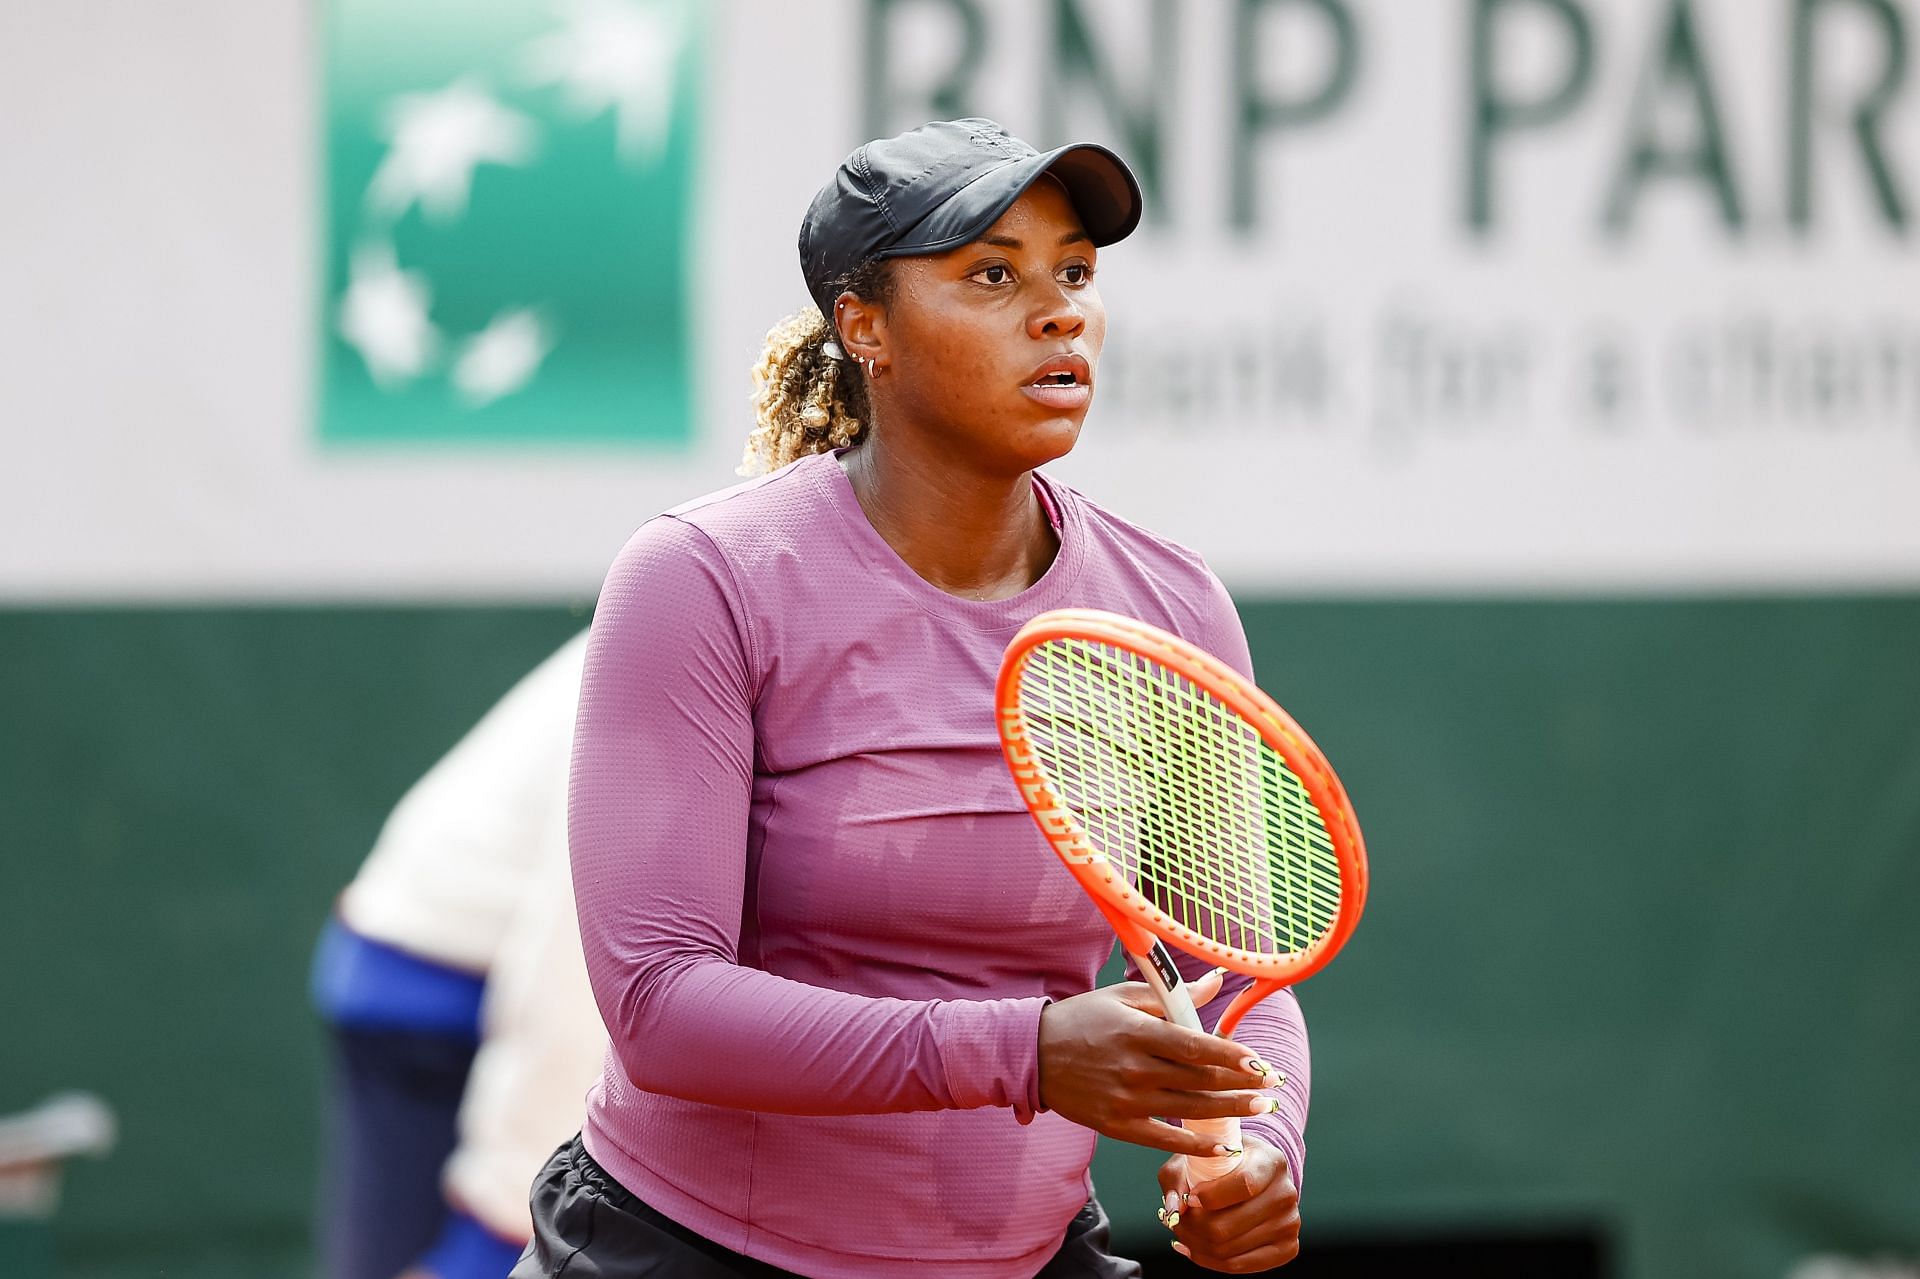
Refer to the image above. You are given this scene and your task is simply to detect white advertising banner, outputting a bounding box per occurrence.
[1,0,1915,601]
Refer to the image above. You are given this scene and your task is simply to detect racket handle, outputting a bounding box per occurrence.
[1132,941,1247,1184]
[1138,950,1204,1032]
[1184,1117,1245,1184]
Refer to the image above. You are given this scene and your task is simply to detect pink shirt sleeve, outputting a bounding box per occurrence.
[568,517,1047,1120]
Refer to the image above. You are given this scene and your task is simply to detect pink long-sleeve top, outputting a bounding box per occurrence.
[568,450,1310,1279]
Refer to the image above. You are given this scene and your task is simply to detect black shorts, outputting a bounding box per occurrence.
[510,1135,1142,1279]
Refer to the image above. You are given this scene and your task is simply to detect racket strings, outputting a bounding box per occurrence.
[1019,637,1343,958]
[1033,648,1263,945]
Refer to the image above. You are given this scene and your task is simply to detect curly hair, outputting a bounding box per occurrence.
[738,260,895,476]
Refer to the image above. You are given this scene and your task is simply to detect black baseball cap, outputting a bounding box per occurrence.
[798,118,1143,321]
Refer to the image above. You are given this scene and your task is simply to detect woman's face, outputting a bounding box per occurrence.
[859,178,1106,476]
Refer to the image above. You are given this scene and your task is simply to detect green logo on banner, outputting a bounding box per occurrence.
[321,0,700,445]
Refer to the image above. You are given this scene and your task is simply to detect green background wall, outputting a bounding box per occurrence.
[4,598,1917,1278]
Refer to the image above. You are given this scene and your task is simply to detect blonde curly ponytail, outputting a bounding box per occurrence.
[738,262,893,476]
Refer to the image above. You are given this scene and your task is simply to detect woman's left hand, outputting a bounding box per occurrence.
[1155,1135,1301,1272]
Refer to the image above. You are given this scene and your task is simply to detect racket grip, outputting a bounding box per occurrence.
[1130,941,1249,1185]
[1183,1116,1244,1184]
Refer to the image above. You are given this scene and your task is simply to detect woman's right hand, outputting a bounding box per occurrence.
[1036,968,1282,1156]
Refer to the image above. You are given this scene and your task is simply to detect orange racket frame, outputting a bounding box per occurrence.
[997,609,1369,1177]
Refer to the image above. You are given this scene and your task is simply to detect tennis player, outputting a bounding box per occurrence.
[522,119,1310,1278]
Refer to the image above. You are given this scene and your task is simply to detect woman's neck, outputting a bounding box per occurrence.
[841,435,1058,601]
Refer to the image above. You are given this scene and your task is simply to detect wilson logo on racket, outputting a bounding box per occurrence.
[1002,717,1103,862]
[996,608,1368,1181]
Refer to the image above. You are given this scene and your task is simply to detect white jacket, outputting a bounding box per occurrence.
[340,631,605,1242]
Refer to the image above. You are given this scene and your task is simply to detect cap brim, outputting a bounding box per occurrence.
[876,142,1143,260]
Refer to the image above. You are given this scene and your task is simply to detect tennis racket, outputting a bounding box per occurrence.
[996,608,1368,1184]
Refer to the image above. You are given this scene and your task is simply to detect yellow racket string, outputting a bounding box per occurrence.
[1019,637,1342,958]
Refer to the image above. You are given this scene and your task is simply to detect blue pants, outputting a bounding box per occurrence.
[316,1022,477,1279]
[313,918,510,1279]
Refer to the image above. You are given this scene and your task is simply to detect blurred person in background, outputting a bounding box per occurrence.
[311,634,606,1279]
